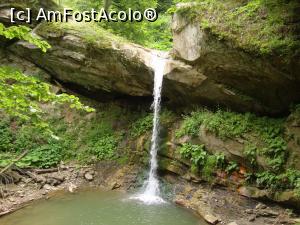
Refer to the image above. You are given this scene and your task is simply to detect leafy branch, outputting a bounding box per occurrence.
[0,67,94,133]
[0,23,51,52]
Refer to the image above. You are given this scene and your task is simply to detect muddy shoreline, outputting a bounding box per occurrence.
[1,163,300,225]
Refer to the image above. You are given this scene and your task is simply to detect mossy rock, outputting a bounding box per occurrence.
[9,21,155,98]
[158,157,188,176]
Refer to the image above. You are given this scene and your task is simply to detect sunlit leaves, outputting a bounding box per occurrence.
[0,67,94,133]
[0,23,51,52]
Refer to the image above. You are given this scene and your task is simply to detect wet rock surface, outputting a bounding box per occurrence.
[168,177,300,225]
[156,116,300,210]
[171,10,300,115]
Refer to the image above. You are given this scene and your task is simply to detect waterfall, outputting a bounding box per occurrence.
[131,52,166,205]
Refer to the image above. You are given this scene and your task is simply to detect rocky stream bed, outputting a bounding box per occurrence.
[1,163,299,225]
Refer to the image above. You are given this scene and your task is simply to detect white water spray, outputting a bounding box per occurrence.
[131,53,167,205]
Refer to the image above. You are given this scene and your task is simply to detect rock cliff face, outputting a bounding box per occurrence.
[1,1,299,115]
[171,11,300,115]
[9,23,156,98]
[130,109,300,209]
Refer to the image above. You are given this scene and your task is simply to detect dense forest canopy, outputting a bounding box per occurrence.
[59,0,173,50]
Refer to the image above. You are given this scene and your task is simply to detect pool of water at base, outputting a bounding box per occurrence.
[0,190,207,225]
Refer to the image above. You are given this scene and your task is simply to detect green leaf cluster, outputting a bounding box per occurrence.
[83,120,120,161]
[61,0,172,50]
[17,141,64,168]
[0,23,51,52]
[179,143,226,180]
[130,113,153,137]
[0,121,65,168]
[255,169,300,190]
[0,67,94,133]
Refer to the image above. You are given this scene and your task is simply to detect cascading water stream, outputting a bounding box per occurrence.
[131,52,167,205]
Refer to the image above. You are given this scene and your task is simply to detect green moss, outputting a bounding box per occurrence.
[37,22,127,48]
[174,0,299,57]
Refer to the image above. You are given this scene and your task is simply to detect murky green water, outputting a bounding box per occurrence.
[0,190,206,225]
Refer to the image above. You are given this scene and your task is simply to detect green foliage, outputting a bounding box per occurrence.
[62,0,172,50]
[244,144,257,166]
[0,23,94,130]
[226,161,239,173]
[202,155,217,181]
[130,114,153,137]
[139,14,172,50]
[88,134,118,160]
[17,141,64,168]
[176,109,251,139]
[0,102,133,168]
[0,119,14,152]
[0,122,65,168]
[0,67,94,134]
[176,108,298,192]
[204,111,250,139]
[0,24,95,168]
[56,103,138,164]
[13,125,45,153]
[0,23,51,52]
[256,169,300,190]
[262,137,287,171]
[177,108,287,171]
[215,152,226,168]
[130,110,176,138]
[179,143,226,180]
[0,153,13,168]
[83,120,119,160]
[179,143,206,166]
[175,112,202,137]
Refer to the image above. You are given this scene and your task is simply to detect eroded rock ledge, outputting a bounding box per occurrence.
[0,13,297,115]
